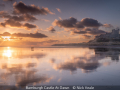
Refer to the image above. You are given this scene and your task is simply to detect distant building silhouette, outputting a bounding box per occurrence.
[96,28,120,40]
[94,48,119,61]
[89,28,120,45]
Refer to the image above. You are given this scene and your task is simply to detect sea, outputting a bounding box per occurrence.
[0,46,120,90]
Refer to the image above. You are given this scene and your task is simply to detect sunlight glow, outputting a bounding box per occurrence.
[3,48,12,58]
[1,36,11,41]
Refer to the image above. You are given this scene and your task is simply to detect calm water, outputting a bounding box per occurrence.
[0,47,120,88]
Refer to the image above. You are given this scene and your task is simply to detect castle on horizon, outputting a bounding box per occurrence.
[89,28,120,43]
[96,28,120,40]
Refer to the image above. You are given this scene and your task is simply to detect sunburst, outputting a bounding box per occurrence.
[1,36,11,41]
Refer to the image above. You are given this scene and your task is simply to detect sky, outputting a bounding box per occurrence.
[0,0,119,47]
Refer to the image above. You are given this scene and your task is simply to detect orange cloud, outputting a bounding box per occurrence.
[56,8,61,13]
[47,26,56,33]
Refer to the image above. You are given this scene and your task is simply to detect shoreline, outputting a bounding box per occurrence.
[0,45,120,48]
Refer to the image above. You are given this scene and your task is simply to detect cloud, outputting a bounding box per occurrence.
[0,19,37,30]
[3,0,15,1]
[23,23,37,29]
[103,24,113,28]
[47,26,56,33]
[0,3,5,7]
[42,19,50,22]
[0,11,10,18]
[52,17,109,36]
[53,17,78,28]
[13,1,54,15]
[0,11,37,22]
[80,18,102,27]
[4,19,22,27]
[0,22,6,27]
[71,30,87,34]
[74,22,84,28]
[56,8,61,13]
[12,32,48,38]
[0,12,22,27]
[58,17,62,20]
[86,28,106,35]
[0,11,38,30]
[23,14,37,21]
[7,14,37,22]
[1,32,11,36]
[53,17,103,29]
[72,28,106,35]
[53,55,103,73]
[0,32,48,38]
[82,35,92,39]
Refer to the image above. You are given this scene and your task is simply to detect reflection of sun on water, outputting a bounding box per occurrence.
[3,47,12,58]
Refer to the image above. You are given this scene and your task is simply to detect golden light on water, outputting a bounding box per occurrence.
[3,47,12,58]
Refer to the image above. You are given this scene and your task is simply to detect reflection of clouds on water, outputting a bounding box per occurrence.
[103,62,111,66]
[51,47,120,73]
[49,58,56,64]
[0,47,120,87]
[0,47,52,88]
[16,70,52,87]
[57,78,61,82]
[0,62,52,88]
[53,56,103,73]
[4,87,17,90]
[26,63,37,68]
[94,48,120,62]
